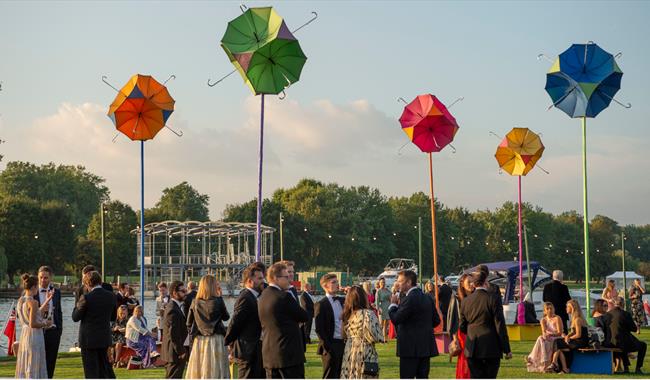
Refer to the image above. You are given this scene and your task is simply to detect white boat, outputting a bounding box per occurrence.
[376,258,418,289]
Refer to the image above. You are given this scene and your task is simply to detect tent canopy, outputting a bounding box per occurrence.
[606,271,645,290]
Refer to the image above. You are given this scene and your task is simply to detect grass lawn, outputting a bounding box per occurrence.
[2,329,649,378]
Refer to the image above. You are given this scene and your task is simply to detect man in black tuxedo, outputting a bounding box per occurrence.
[605,297,646,374]
[437,276,453,331]
[37,266,63,379]
[542,270,572,333]
[459,270,512,379]
[315,273,345,378]
[388,270,440,378]
[182,281,197,317]
[162,281,188,379]
[75,265,114,316]
[225,264,265,379]
[300,282,315,345]
[258,262,309,379]
[281,260,299,300]
[72,271,117,379]
[115,283,137,317]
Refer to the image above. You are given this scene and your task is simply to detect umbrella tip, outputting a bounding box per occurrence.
[397,97,408,105]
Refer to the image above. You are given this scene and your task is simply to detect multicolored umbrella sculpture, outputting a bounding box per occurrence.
[106,74,175,305]
[543,42,628,314]
[399,94,459,321]
[495,127,544,324]
[218,6,309,261]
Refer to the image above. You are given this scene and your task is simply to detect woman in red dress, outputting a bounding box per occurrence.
[448,273,474,379]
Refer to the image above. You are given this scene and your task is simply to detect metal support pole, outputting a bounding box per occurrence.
[622,232,627,310]
[140,140,145,305]
[581,117,591,315]
[255,94,265,262]
[418,216,422,286]
[100,202,105,282]
[280,212,284,261]
[524,225,532,302]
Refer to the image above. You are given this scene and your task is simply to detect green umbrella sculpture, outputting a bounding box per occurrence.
[209,7,315,261]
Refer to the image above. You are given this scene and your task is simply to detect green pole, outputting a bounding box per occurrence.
[418,216,422,286]
[524,225,532,302]
[581,116,592,316]
[622,232,626,311]
[279,212,284,261]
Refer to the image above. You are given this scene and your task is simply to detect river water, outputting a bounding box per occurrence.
[0,296,237,353]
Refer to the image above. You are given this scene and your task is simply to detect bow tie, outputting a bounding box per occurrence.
[40,289,48,292]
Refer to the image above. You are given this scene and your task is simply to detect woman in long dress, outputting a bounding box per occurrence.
[526,302,563,372]
[341,286,384,379]
[602,279,618,311]
[126,305,160,368]
[374,278,391,342]
[629,279,646,333]
[549,300,589,373]
[447,273,473,379]
[15,273,53,379]
[185,275,230,379]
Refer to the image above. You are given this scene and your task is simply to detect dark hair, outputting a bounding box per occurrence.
[342,285,369,325]
[118,282,129,290]
[242,264,262,284]
[267,263,287,282]
[82,265,96,274]
[157,282,168,289]
[477,264,489,275]
[398,270,417,287]
[251,261,267,275]
[169,280,184,295]
[38,266,53,275]
[83,271,102,287]
[457,273,473,301]
[592,299,607,316]
[21,273,38,291]
[473,270,488,288]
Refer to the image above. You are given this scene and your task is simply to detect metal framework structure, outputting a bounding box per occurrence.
[131,220,274,292]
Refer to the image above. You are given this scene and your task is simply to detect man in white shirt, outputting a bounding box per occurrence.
[38,266,62,378]
[315,273,345,378]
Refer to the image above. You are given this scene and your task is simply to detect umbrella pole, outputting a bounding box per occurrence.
[140,140,145,306]
[428,153,439,308]
[517,176,525,324]
[255,94,265,263]
[581,116,592,316]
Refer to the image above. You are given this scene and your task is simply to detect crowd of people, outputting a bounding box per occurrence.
[10,262,649,379]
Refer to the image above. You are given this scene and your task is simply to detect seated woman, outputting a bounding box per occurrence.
[126,305,159,368]
[112,305,129,367]
[526,302,563,372]
[549,299,589,373]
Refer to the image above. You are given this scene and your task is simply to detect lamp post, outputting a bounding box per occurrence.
[279,212,284,261]
[100,202,105,282]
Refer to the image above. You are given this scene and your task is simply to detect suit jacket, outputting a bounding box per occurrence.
[605,307,641,351]
[258,285,309,369]
[183,290,197,317]
[459,288,511,359]
[72,287,116,349]
[300,292,315,320]
[37,286,63,332]
[542,280,571,321]
[314,296,343,354]
[225,289,262,361]
[161,300,187,363]
[389,287,440,358]
[438,284,453,318]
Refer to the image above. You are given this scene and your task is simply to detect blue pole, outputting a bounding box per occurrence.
[255,94,265,262]
[140,140,145,306]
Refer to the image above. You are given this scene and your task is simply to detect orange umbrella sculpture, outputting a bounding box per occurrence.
[495,127,544,324]
[105,74,175,304]
[399,94,459,321]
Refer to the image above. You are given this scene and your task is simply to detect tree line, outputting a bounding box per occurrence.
[0,162,648,283]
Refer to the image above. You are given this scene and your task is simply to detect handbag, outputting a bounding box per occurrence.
[361,311,380,377]
[448,336,461,357]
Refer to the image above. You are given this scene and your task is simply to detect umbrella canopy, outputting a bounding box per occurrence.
[495,128,544,176]
[107,74,175,141]
[545,43,622,118]
[399,94,459,153]
[221,7,307,95]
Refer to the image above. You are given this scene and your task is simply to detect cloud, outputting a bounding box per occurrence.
[0,99,648,225]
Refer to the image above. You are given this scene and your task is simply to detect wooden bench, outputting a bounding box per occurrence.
[505,324,540,341]
[570,347,622,375]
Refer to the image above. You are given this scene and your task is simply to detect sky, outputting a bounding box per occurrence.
[0,1,649,225]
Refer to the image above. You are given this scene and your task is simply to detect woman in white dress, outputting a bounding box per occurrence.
[185,275,230,379]
[15,273,53,379]
[526,302,563,372]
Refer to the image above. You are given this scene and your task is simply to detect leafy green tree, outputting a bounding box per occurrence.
[590,215,620,280]
[153,181,209,221]
[87,200,137,276]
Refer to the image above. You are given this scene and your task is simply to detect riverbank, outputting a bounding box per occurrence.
[2,330,649,378]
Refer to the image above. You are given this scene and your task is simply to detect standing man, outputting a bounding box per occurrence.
[37,266,63,379]
[116,283,136,316]
[280,260,299,300]
[542,270,572,333]
[75,265,114,304]
[162,281,188,379]
[258,262,309,378]
[183,281,197,317]
[225,264,265,379]
[300,282,315,345]
[605,297,646,374]
[389,270,440,379]
[315,274,345,378]
[459,270,512,379]
[72,271,117,379]
[437,275,453,331]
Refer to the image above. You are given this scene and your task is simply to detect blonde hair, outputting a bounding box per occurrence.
[567,299,585,324]
[362,281,372,294]
[543,302,555,318]
[117,306,129,321]
[196,275,221,300]
[133,305,143,316]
